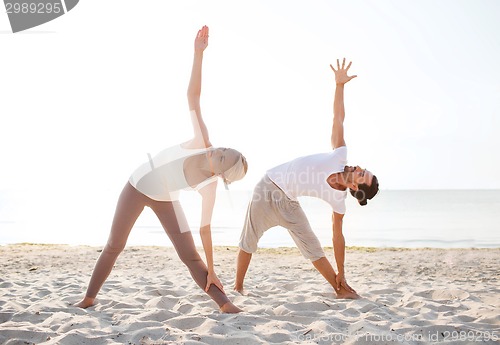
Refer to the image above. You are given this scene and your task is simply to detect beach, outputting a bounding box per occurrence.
[0,244,498,345]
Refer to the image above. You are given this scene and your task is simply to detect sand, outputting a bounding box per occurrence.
[0,244,498,345]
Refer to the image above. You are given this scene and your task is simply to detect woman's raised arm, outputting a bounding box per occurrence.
[186,25,211,148]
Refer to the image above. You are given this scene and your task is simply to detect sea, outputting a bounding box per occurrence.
[0,189,499,249]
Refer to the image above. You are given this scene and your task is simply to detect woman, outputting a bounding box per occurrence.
[75,26,247,313]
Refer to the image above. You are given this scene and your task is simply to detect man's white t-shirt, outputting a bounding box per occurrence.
[266,146,348,214]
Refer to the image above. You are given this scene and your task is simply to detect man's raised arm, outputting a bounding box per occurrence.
[329,58,357,150]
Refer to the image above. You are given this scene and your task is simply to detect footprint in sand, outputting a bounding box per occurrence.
[145,296,180,310]
[172,302,194,314]
[166,315,211,329]
[341,307,361,317]
[414,289,470,301]
[403,300,426,308]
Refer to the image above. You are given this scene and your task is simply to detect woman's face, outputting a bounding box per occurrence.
[208,148,237,174]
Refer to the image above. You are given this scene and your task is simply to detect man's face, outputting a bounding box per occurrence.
[345,165,374,186]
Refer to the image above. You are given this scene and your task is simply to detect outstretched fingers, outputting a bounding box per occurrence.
[334,58,353,71]
[331,58,357,85]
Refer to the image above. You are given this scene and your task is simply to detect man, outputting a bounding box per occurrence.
[234,58,379,298]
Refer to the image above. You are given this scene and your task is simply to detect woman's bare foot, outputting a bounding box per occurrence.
[220,301,242,313]
[74,296,95,309]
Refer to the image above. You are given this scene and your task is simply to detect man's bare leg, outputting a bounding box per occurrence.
[234,249,252,293]
[312,257,360,299]
[74,296,95,309]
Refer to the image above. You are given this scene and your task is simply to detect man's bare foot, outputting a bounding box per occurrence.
[74,296,95,309]
[336,290,360,299]
[335,284,361,299]
[220,301,242,313]
[233,285,248,296]
[335,285,361,299]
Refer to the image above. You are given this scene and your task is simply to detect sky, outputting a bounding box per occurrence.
[1,0,499,196]
[0,0,499,245]
[1,0,500,192]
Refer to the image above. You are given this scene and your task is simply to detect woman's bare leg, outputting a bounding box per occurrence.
[151,200,238,312]
[75,183,146,308]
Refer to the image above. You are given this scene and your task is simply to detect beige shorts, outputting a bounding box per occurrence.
[239,175,325,261]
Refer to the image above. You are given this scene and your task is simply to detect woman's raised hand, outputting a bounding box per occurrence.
[194,25,209,53]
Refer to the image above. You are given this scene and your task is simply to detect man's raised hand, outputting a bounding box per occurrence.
[330,58,357,85]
